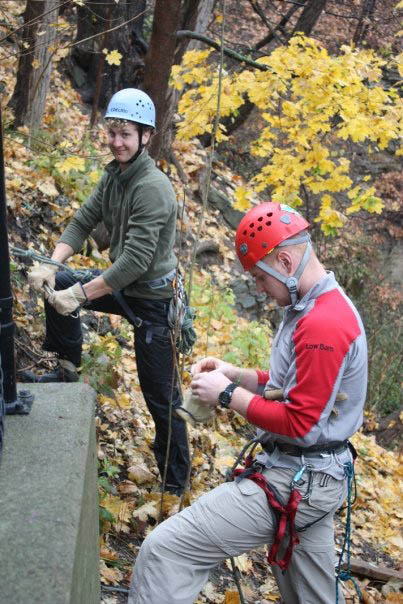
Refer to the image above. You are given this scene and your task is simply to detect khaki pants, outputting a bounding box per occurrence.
[129,467,347,604]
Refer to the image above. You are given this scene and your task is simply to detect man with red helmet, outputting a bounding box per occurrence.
[129,202,367,604]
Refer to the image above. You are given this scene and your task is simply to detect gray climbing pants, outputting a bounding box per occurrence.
[129,467,347,604]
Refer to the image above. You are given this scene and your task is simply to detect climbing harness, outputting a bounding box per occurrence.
[112,289,171,344]
[233,452,303,571]
[138,268,176,290]
[228,435,362,604]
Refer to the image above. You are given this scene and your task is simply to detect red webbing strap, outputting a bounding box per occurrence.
[233,462,302,571]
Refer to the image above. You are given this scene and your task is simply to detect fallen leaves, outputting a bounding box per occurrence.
[127,464,155,485]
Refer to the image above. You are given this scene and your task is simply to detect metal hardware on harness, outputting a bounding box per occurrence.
[291,464,314,500]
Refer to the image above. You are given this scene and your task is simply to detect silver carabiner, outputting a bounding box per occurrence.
[291,464,314,500]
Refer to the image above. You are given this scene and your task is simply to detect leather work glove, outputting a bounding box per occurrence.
[175,389,215,428]
[28,262,58,292]
[46,282,87,316]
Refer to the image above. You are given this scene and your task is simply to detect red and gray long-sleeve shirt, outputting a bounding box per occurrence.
[251,272,367,479]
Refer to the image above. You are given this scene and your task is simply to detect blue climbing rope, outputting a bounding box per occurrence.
[335,461,362,603]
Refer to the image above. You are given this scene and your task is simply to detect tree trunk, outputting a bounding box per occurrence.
[353,0,376,46]
[9,0,60,129]
[186,0,215,52]
[174,0,202,64]
[144,0,206,160]
[70,0,146,109]
[292,0,328,35]
[143,0,182,160]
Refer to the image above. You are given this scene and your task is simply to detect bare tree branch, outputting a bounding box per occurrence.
[254,0,307,51]
[247,0,286,45]
[176,30,268,71]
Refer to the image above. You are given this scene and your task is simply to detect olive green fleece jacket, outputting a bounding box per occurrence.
[59,152,177,299]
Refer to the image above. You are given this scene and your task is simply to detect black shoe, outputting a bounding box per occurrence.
[18,365,79,383]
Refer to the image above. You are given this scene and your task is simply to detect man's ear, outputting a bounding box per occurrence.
[276,249,293,273]
[142,128,152,145]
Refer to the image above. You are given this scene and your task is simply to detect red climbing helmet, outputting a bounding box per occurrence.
[235,201,310,271]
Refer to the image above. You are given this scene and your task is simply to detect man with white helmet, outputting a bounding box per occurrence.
[128,201,368,603]
[24,88,190,495]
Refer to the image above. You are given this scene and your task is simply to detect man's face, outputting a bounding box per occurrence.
[250,260,290,306]
[107,121,149,165]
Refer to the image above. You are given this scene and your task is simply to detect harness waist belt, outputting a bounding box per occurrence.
[138,268,176,289]
[266,440,349,457]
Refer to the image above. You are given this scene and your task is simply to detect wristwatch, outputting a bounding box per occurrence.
[218,383,239,409]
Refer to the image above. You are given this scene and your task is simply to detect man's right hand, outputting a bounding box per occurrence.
[191,356,239,381]
[28,263,58,292]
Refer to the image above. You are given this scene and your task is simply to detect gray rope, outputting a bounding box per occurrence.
[10,246,92,281]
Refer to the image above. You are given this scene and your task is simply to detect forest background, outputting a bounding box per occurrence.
[0,1,402,603]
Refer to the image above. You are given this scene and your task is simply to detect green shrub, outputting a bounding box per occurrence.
[191,275,272,369]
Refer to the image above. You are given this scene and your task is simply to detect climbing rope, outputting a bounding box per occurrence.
[168,273,197,356]
[335,461,362,603]
[10,245,92,281]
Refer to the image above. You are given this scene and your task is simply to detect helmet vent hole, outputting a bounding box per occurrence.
[250,222,254,228]
[258,217,263,222]
[267,212,273,217]
[257,226,262,231]
[266,221,271,226]
[250,233,255,238]
[242,230,247,235]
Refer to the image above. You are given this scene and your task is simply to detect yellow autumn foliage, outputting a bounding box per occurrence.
[172,35,402,234]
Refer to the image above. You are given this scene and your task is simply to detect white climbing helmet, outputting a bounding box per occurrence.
[105,88,155,128]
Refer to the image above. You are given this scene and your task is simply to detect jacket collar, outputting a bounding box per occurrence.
[104,151,151,183]
[292,271,337,312]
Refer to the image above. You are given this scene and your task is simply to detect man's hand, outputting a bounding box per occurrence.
[46,282,87,316]
[28,263,58,292]
[190,369,231,407]
[191,356,239,381]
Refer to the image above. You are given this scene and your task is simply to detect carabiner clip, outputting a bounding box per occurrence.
[291,464,313,500]
[292,464,307,485]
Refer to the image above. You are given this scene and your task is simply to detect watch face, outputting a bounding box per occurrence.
[219,391,231,406]
[219,385,235,408]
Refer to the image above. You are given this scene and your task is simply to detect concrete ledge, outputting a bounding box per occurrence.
[0,383,100,604]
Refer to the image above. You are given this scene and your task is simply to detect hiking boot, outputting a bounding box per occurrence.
[19,359,79,383]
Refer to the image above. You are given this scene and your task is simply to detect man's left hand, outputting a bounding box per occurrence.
[190,370,230,407]
[46,282,87,316]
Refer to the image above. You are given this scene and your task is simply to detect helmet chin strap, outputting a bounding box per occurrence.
[256,234,312,307]
[123,124,144,165]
